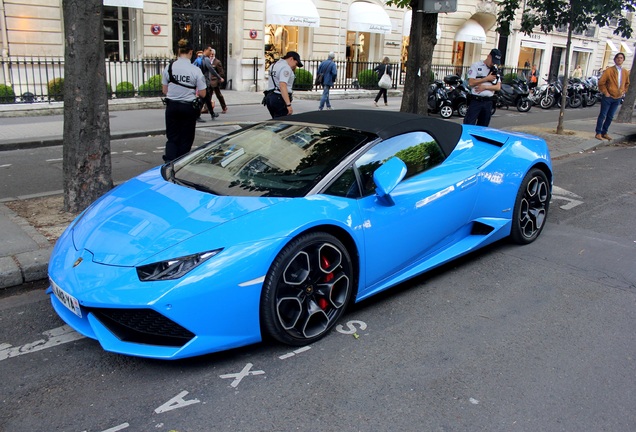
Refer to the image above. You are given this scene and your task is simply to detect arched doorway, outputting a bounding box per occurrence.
[172,0,228,71]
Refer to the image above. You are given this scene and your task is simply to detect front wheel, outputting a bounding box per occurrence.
[516,97,532,112]
[260,232,354,346]
[540,95,554,109]
[440,104,453,119]
[510,168,551,245]
[568,94,583,108]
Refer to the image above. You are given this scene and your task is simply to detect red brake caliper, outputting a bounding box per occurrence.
[318,255,334,310]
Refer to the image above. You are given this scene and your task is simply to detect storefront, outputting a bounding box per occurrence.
[453,19,486,72]
[264,0,320,69]
[345,1,392,79]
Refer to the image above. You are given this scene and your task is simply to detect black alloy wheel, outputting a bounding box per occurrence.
[260,232,354,346]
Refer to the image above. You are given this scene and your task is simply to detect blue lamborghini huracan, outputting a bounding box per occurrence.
[48,110,552,359]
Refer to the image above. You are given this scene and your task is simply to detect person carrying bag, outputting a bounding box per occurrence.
[373,57,392,106]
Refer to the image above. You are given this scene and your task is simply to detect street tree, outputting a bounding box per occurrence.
[616,55,636,122]
[62,0,113,213]
[497,0,635,134]
[386,0,438,115]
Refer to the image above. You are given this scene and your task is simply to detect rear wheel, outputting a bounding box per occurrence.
[510,168,551,245]
[260,232,354,346]
[457,101,468,117]
[568,94,583,108]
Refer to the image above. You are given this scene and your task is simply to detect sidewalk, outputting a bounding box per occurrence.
[1,90,635,291]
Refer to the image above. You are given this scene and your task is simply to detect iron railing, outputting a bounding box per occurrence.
[0,56,549,105]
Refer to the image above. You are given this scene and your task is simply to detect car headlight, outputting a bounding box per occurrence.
[136,249,223,281]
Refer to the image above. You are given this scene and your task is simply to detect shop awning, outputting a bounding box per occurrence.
[266,0,320,28]
[620,41,633,54]
[348,2,392,35]
[606,40,619,52]
[104,0,143,7]
[402,10,441,39]
[455,19,486,44]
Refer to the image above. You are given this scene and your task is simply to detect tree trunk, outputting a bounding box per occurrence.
[62,0,112,213]
[615,54,636,123]
[400,4,437,115]
[556,19,574,135]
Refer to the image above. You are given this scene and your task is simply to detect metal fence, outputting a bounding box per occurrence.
[0,56,544,104]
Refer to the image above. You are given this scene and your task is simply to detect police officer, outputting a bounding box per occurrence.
[161,38,207,162]
[265,51,303,118]
[463,48,502,127]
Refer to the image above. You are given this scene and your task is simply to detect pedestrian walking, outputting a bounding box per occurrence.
[264,51,303,118]
[463,48,502,127]
[595,52,629,141]
[209,48,228,113]
[317,52,337,110]
[373,57,392,106]
[194,45,223,122]
[572,65,583,79]
[161,39,207,162]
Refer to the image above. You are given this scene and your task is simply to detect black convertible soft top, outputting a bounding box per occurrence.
[284,109,463,157]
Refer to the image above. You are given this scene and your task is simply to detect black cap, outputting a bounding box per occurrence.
[489,48,502,65]
[283,51,303,68]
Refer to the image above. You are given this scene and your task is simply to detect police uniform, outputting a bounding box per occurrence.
[161,57,207,162]
[463,59,499,127]
[265,58,296,118]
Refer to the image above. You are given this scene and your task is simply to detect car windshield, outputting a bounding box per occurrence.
[168,122,373,197]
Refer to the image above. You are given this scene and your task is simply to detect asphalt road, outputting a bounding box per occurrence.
[0,99,605,201]
[1,144,635,431]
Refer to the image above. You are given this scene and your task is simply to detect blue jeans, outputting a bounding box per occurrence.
[319,85,332,109]
[595,96,622,135]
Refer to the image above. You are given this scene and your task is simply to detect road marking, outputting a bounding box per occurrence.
[552,186,584,210]
[154,391,200,414]
[45,158,63,162]
[336,320,367,334]
[220,363,265,388]
[0,325,85,361]
[0,164,11,168]
[279,346,311,360]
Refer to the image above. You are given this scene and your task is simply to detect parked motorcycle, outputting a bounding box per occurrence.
[495,77,532,112]
[580,76,601,107]
[443,75,469,117]
[428,80,453,119]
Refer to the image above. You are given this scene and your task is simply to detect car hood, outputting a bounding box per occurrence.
[71,168,281,266]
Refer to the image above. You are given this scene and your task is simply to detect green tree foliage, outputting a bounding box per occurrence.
[386,0,437,115]
[497,0,636,133]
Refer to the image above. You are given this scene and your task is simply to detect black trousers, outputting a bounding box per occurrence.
[463,97,493,127]
[164,100,198,162]
[265,92,289,118]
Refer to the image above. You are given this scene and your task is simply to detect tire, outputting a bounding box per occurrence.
[491,104,497,115]
[456,101,468,117]
[568,94,583,108]
[540,95,554,109]
[516,97,532,112]
[260,232,354,346]
[440,104,453,119]
[510,168,551,245]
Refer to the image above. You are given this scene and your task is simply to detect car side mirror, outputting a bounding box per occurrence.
[373,157,407,202]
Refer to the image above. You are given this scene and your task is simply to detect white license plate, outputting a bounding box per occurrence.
[50,279,82,318]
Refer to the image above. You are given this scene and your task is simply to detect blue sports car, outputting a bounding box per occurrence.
[48,110,552,359]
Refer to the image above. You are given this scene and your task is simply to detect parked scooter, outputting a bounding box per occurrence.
[495,77,532,112]
[443,75,469,117]
[428,80,453,119]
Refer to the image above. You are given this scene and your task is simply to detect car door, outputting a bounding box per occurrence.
[353,131,480,298]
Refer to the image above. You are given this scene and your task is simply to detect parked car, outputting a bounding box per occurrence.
[48,110,553,360]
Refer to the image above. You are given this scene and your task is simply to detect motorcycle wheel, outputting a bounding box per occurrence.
[516,98,532,112]
[440,105,453,119]
[456,102,468,117]
[568,94,583,109]
[585,95,597,107]
[491,104,497,115]
[540,95,554,109]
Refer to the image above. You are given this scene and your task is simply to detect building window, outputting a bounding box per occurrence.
[104,7,131,61]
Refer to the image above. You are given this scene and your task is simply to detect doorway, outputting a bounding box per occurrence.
[172,0,228,72]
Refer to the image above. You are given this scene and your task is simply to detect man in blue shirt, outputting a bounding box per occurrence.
[317,52,338,110]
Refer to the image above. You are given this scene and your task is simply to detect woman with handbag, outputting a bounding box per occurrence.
[373,57,392,107]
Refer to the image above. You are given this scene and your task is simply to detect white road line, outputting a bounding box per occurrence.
[0,325,85,361]
[45,158,63,162]
[0,164,11,168]
[154,391,200,414]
